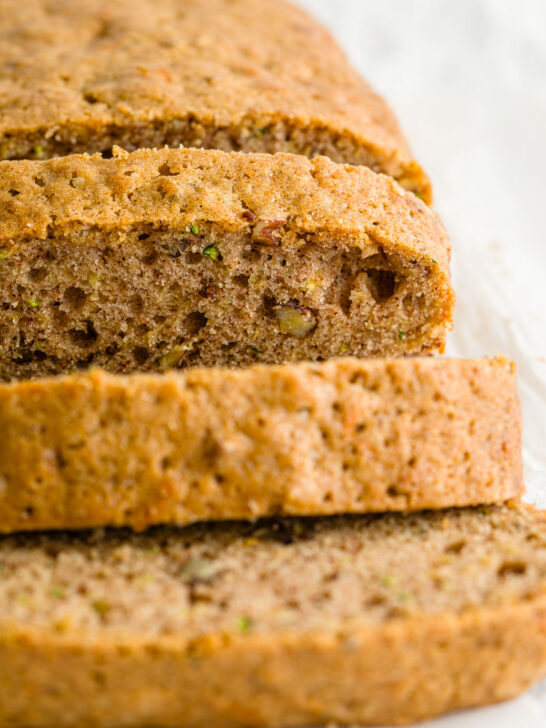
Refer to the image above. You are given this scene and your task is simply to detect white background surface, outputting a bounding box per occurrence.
[296,1,546,725]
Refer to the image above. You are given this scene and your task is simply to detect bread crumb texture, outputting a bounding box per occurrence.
[0,505,545,726]
[0,148,453,378]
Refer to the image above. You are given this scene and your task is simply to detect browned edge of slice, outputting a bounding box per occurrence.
[0,505,544,726]
[2,601,544,727]
[0,356,521,533]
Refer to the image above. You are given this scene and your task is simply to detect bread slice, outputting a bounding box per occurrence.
[0,147,453,380]
[0,0,431,201]
[0,356,521,533]
[0,505,544,727]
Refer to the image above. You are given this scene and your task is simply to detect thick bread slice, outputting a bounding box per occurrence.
[0,505,545,727]
[0,0,431,201]
[0,148,453,379]
[0,357,522,532]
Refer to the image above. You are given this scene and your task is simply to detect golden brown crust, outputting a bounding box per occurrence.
[0,0,431,201]
[0,148,453,377]
[0,148,445,260]
[0,505,545,727]
[0,356,522,532]
[3,603,545,727]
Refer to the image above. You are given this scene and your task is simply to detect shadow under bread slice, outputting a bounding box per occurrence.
[0,505,544,727]
[0,0,431,201]
[0,356,521,533]
[0,148,453,379]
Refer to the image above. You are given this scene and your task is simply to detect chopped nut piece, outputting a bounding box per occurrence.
[274,304,316,337]
[199,282,217,299]
[241,209,256,222]
[160,344,191,370]
[251,218,286,246]
[181,557,219,583]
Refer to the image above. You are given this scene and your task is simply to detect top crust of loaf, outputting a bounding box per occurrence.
[0,147,449,272]
[0,0,430,200]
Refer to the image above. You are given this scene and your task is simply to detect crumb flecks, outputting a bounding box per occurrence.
[0,148,452,379]
[0,505,544,635]
[0,506,545,726]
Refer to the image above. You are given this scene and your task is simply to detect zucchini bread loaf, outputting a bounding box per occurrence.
[0,148,453,379]
[0,505,545,727]
[0,357,521,533]
[0,0,431,201]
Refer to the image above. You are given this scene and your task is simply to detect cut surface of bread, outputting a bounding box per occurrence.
[0,148,453,379]
[0,357,522,533]
[0,0,431,200]
[0,505,545,727]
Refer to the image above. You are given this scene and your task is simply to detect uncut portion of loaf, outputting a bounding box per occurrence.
[0,505,545,727]
[0,357,522,533]
[0,0,431,201]
[0,148,453,380]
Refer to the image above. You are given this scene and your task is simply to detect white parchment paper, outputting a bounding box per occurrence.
[296,1,546,724]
